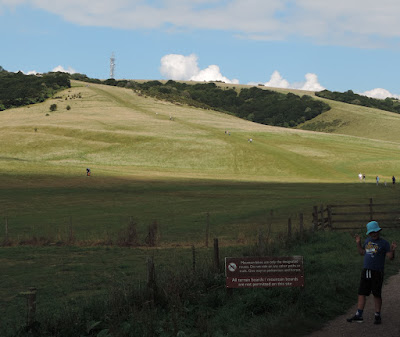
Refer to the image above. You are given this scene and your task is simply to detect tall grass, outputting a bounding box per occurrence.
[3,230,400,337]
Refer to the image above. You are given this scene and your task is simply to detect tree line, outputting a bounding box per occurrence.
[102,79,331,128]
[316,89,400,114]
[0,66,71,111]
[0,66,333,128]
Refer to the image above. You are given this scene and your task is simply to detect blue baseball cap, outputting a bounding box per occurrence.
[366,221,382,235]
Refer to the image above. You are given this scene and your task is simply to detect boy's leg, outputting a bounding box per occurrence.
[357,295,366,310]
[347,295,366,322]
[374,296,382,313]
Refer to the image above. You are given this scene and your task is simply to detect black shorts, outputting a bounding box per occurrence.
[358,269,384,298]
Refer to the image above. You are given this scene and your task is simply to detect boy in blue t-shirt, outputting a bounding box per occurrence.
[347,221,396,324]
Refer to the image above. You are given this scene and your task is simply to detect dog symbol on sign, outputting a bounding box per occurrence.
[228,262,237,272]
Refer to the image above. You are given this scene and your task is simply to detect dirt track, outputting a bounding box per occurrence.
[307,270,400,337]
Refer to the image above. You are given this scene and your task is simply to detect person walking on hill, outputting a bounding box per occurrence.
[347,221,396,325]
[392,176,396,185]
[376,176,380,185]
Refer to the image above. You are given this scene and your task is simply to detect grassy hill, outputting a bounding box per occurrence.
[297,96,400,143]
[0,80,399,244]
[211,82,400,143]
[1,80,400,182]
[1,80,400,337]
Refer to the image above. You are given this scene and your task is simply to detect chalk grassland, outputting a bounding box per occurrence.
[217,82,400,144]
[0,81,400,244]
[1,81,400,181]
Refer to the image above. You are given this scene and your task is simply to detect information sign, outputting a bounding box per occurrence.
[225,256,304,288]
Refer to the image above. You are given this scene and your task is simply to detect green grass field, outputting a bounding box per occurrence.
[1,81,400,336]
[1,81,399,244]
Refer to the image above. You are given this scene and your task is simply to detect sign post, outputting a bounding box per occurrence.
[225,256,304,288]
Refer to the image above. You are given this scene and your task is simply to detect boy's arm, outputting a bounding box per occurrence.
[386,242,397,260]
[355,234,365,255]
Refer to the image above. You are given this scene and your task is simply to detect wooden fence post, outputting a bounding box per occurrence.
[68,216,74,243]
[299,213,304,236]
[213,238,220,271]
[258,229,265,255]
[205,212,210,248]
[26,287,37,329]
[319,205,324,231]
[369,198,374,221]
[287,218,292,239]
[5,216,8,242]
[147,257,156,301]
[327,206,333,229]
[312,206,318,231]
[192,245,196,273]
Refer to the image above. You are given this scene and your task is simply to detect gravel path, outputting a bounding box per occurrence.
[307,270,400,337]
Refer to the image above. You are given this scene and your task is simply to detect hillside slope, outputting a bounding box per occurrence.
[213,82,400,144]
[0,81,399,183]
[293,93,400,143]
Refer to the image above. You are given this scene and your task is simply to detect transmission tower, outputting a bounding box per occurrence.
[110,52,116,79]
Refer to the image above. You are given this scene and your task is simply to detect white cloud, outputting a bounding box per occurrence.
[2,0,400,47]
[160,54,199,81]
[190,65,239,84]
[297,73,325,91]
[361,88,400,99]
[25,70,39,75]
[160,54,239,84]
[255,71,325,92]
[264,71,289,88]
[52,65,76,74]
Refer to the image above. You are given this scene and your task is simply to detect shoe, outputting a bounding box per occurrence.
[374,315,381,325]
[347,315,363,323]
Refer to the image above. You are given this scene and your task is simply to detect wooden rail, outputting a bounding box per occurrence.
[312,198,400,231]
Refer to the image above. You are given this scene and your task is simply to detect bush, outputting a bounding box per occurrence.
[116,219,139,247]
[49,104,57,112]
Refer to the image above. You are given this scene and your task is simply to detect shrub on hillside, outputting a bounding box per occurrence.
[116,219,139,247]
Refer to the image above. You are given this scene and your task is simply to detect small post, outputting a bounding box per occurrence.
[299,213,304,236]
[205,212,210,248]
[319,204,324,231]
[287,218,292,239]
[213,238,220,271]
[147,257,156,301]
[266,209,273,239]
[192,245,196,273]
[258,229,265,255]
[312,206,318,231]
[26,287,37,329]
[68,216,74,243]
[369,198,374,221]
[327,206,333,229]
[5,216,8,242]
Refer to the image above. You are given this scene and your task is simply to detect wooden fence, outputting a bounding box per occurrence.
[312,198,400,231]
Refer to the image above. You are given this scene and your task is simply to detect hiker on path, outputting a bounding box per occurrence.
[359,173,363,182]
[86,168,91,176]
[393,176,396,185]
[347,221,396,325]
[376,176,379,185]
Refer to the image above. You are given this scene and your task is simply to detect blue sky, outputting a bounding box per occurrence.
[1,0,399,98]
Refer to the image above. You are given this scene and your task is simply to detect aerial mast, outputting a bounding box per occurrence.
[110,52,116,79]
